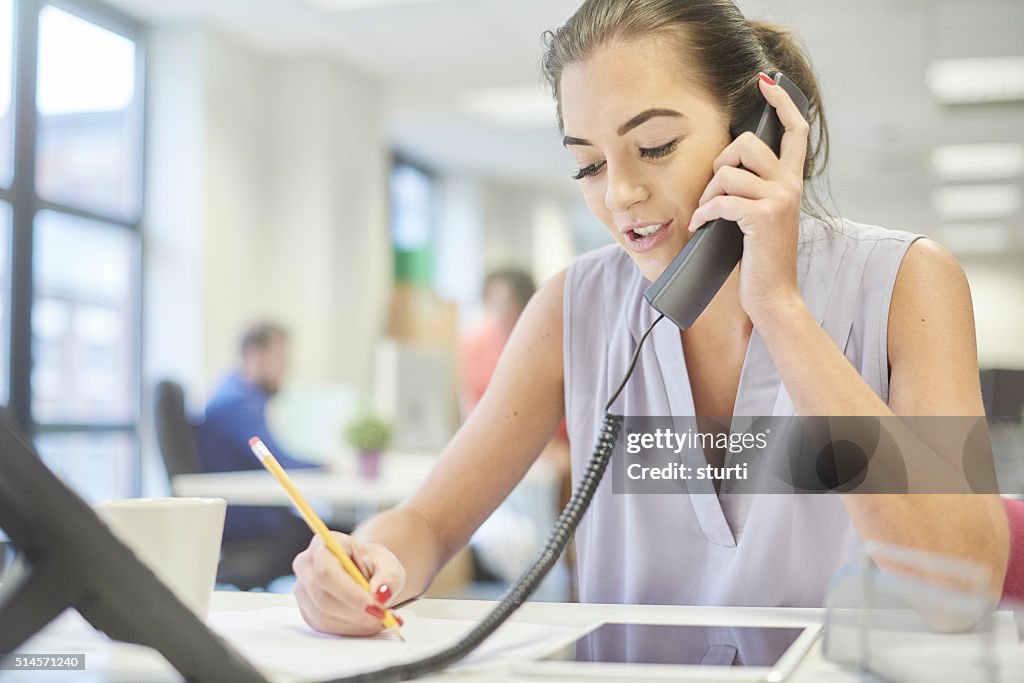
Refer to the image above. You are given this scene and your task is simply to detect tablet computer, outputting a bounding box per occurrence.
[514,620,822,681]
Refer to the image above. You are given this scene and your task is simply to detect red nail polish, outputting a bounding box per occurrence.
[758,72,775,86]
[375,584,392,604]
[394,614,405,626]
[365,605,386,620]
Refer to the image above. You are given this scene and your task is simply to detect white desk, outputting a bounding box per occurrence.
[171,453,559,510]
[171,452,436,508]
[7,591,1019,682]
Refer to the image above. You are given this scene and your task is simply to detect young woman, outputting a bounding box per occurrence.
[292,0,1009,635]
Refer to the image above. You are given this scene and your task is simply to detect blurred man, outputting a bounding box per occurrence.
[195,323,317,585]
[197,323,315,476]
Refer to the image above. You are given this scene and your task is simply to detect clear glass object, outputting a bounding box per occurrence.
[823,541,1015,682]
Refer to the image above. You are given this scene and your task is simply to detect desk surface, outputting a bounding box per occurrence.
[225,593,851,683]
[171,453,559,509]
[7,591,1021,682]
[0,591,918,683]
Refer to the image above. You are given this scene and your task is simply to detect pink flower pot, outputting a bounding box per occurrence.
[358,450,382,479]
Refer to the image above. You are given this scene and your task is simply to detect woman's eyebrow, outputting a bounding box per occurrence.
[618,108,684,135]
[562,108,685,147]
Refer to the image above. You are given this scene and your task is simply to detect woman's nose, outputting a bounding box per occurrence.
[604,163,649,213]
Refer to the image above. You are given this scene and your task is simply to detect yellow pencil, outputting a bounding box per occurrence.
[248,437,405,640]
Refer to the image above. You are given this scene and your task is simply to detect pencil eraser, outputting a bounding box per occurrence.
[248,437,261,448]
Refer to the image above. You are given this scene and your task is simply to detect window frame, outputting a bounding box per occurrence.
[7,0,145,495]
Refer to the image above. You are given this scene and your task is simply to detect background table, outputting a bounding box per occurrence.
[171,452,559,510]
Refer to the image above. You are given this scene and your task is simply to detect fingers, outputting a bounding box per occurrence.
[292,532,401,636]
[294,578,382,636]
[696,73,808,232]
[756,73,810,178]
[712,73,810,183]
[712,131,782,180]
[362,549,405,609]
[698,165,772,208]
[688,195,757,233]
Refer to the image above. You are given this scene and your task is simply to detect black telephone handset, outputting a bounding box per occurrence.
[644,72,810,329]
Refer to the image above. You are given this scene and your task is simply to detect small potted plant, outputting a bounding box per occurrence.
[344,413,392,479]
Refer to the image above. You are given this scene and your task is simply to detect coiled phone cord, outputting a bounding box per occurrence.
[324,314,665,683]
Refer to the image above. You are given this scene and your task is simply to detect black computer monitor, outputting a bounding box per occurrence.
[981,369,1024,422]
[0,409,269,682]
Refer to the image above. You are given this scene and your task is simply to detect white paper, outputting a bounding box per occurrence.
[208,606,576,682]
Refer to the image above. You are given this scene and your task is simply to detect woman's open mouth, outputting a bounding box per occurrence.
[623,220,673,253]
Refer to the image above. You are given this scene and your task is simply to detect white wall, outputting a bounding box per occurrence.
[141,27,389,493]
[258,56,390,388]
[481,182,535,274]
[200,32,273,389]
[434,176,576,324]
[143,28,207,409]
[435,175,484,312]
[962,256,1024,370]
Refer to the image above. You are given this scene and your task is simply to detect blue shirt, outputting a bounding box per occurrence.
[195,371,318,539]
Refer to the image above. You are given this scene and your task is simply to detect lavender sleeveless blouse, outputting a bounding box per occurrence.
[563,214,923,606]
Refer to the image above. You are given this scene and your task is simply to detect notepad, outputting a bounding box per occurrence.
[208,606,577,682]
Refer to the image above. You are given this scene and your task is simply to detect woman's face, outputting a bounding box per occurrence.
[560,36,732,282]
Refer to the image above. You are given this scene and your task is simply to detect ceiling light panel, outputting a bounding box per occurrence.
[926,56,1024,104]
[932,143,1024,181]
[935,223,1013,254]
[932,184,1022,220]
[308,0,450,12]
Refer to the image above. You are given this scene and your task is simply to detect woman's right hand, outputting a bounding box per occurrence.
[292,531,407,635]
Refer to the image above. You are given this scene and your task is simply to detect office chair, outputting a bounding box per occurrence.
[154,381,202,478]
[153,380,304,591]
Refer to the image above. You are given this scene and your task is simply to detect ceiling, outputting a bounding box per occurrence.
[103,0,1024,253]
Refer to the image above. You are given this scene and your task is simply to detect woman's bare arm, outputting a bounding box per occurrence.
[753,239,1009,602]
[292,270,567,633]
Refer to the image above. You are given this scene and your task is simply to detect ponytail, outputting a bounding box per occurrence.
[748,20,829,185]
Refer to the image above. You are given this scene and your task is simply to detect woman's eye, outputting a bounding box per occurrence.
[571,160,606,180]
[639,138,680,159]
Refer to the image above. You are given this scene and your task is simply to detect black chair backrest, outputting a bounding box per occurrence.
[154,380,202,478]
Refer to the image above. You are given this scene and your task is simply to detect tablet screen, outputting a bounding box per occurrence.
[541,623,806,667]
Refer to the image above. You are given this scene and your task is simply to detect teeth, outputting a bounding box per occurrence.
[634,223,664,237]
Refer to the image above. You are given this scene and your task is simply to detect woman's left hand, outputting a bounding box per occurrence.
[686,73,809,326]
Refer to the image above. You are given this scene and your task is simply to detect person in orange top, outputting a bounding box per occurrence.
[458,269,570,455]
[457,269,573,588]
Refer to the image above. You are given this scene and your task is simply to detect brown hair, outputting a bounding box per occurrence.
[484,269,536,311]
[541,0,832,215]
[240,322,287,355]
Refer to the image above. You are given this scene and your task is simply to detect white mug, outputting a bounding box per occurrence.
[92,497,226,620]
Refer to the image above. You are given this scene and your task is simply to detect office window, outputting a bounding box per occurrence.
[35,430,136,502]
[35,5,141,221]
[390,159,436,284]
[0,0,12,188]
[3,0,145,502]
[0,202,9,404]
[32,210,138,424]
